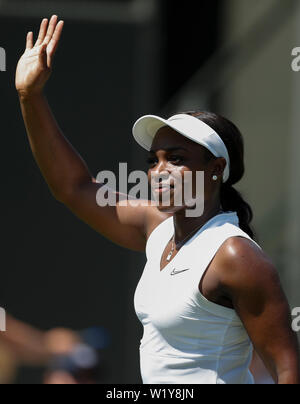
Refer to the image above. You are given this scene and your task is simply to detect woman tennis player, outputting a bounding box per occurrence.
[16,16,300,384]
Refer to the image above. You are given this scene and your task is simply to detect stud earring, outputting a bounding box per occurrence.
[212,175,218,181]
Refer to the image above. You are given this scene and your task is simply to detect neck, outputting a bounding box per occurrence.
[173,202,223,246]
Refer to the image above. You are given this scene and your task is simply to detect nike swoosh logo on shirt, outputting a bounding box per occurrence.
[170,268,190,276]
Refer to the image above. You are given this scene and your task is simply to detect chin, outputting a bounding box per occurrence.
[156,204,185,214]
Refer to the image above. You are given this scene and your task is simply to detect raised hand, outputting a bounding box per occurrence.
[16,15,64,96]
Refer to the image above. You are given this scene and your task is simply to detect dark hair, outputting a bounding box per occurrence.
[183,111,256,240]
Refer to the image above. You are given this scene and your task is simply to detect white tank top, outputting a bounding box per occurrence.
[134,211,262,384]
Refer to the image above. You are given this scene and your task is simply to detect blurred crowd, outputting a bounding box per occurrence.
[0,314,111,384]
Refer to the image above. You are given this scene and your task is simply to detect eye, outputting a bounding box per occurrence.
[147,156,158,167]
[169,155,184,164]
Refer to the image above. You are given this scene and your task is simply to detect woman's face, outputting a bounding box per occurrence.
[147,126,224,215]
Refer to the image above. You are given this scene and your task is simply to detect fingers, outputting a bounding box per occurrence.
[42,15,59,46]
[47,20,64,67]
[26,15,64,68]
[26,32,33,50]
[35,18,49,47]
[34,15,60,48]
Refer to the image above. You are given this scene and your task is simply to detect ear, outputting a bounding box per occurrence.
[212,157,227,177]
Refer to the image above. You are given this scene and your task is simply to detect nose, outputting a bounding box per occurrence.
[151,160,170,184]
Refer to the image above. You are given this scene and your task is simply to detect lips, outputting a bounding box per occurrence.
[155,185,174,189]
[153,181,175,188]
[153,184,175,194]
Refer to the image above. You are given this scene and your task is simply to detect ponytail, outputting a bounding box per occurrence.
[183,111,257,241]
[220,183,256,240]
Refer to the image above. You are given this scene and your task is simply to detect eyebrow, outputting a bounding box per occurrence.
[149,147,188,153]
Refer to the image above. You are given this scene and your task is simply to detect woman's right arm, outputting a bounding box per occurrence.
[16,16,153,252]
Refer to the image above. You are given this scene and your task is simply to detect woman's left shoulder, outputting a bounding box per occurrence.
[222,235,266,260]
[216,236,280,287]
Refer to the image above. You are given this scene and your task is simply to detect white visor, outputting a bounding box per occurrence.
[132,113,230,183]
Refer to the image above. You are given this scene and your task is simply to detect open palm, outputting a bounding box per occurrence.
[16,15,64,95]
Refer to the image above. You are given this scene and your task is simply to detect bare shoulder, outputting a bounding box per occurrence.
[215,236,281,291]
